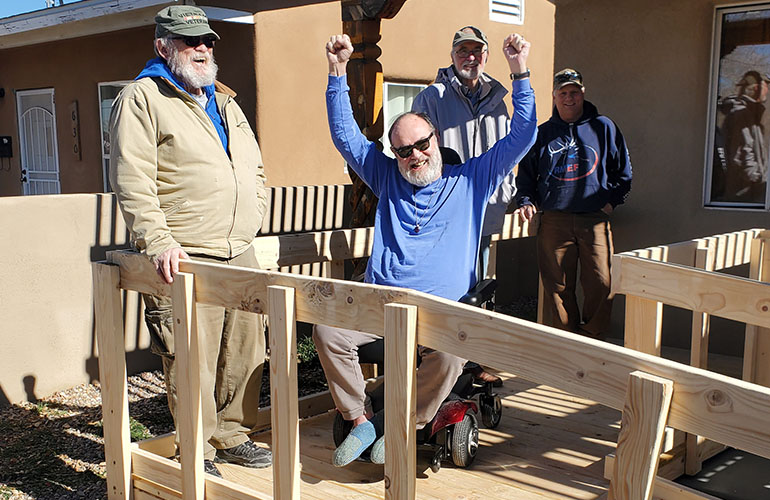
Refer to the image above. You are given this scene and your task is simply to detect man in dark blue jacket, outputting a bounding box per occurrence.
[515,68,632,338]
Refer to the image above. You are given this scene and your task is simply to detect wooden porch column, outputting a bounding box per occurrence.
[341,0,408,276]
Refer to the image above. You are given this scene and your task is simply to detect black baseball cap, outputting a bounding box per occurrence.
[553,68,584,91]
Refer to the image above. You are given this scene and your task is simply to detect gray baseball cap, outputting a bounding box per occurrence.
[155,5,220,40]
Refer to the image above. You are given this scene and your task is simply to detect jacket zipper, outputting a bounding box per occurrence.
[221,95,237,259]
[165,78,238,258]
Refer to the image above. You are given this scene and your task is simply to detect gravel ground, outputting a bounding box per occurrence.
[0,359,328,500]
[0,298,534,499]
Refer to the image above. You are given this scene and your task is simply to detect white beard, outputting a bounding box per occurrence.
[399,147,442,187]
[167,47,218,90]
[455,64,481,83]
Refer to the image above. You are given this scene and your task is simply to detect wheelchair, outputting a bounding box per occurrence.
[332,279,503,471]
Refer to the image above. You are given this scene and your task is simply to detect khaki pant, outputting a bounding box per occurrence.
[312,325,466,429]
[143,246,265,460]
[537,210,614,337]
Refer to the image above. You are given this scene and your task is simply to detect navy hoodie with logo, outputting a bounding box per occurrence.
[516,100,632,212]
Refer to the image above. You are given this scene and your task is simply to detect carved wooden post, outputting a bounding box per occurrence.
[341,0,407,276]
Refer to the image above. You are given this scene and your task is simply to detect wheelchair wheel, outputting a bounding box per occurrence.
[480,394,502,429]
[450,411,478,467]
[332,411,353,447]
[430,451,442,473]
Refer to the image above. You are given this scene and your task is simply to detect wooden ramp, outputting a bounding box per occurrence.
[206,375,620,500]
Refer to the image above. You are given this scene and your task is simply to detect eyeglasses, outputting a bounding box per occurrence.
[174,36,216,49]
[454,47,486,59]
[391,132,434,159]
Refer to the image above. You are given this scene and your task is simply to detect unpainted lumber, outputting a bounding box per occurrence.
[171,273,204,500]
[384,303,417,500]
[92,262,132,500]
[609,371,674,500]
[131,448,271,500]
[623,295,663,356]
[612,255,770,328]
[267,286,300,500]
[605,454,723,500]
[106,251,770,461]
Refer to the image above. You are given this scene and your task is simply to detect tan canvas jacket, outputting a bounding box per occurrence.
[109,77,268,262]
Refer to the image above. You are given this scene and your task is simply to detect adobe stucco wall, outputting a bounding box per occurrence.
[252,0,557,186]
[553,0,768,352]
[0,194,154,406]
[552,0,767,252]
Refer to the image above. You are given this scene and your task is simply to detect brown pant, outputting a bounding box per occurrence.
[537,210,614,336]
[142,246,265,459]
[312,325,466,429]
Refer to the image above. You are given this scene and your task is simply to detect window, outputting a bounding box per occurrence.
[705,5,770,209]
[381,82,428,158]
[98,81,130,192]
[489,0,524,26]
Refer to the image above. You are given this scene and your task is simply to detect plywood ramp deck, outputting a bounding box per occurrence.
[207,375,620,500]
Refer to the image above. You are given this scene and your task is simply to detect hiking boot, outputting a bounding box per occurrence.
[204,459,222,477]
[214,441,272,469]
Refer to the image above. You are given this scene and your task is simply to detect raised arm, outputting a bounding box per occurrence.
[325,34,391,194]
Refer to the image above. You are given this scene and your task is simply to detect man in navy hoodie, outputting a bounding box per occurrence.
[515,68,632,338]
[317,32,536,467]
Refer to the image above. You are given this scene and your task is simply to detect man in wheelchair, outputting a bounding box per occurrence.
[318,32,536,467]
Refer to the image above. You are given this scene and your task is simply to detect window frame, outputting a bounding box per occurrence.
[97,80,131,193]
[703,3,770,210]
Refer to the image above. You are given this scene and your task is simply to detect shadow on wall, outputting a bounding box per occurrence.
[86,194,159,385]
[0,376,40,409]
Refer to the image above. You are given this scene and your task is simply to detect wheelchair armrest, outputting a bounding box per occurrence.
[458,279,497,307]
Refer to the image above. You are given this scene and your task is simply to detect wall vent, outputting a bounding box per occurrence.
[490,0,524,25]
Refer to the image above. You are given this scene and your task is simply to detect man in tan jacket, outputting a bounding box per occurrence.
[109,6,270,477]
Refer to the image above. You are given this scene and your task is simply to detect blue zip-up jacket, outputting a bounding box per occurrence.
[326,74,536,300]
[136,57,229,154]
[516,101,632,212]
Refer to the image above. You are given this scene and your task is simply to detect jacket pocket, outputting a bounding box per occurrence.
[162,199,191,217]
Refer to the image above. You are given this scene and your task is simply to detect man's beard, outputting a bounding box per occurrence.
[455,64,481,82]
[167,47,218,90]
[399,147,442,187]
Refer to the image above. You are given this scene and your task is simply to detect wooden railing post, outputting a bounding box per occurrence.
[609,371,674,500]
[171,272,205,500]
[92,262,132,500]
[743,235,770,386]
[685,241,717,475]
[384,303,417,500]
[268,285,300,500]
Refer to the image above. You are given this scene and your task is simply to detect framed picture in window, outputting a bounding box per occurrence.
[705,4,770,209]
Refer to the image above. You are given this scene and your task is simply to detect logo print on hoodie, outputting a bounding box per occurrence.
[547,137,598,182]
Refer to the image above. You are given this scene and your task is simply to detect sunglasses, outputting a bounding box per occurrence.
[391,132,434,159]
[174,36,216,49]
